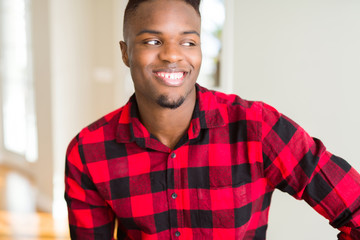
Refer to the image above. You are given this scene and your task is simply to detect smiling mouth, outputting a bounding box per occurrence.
[155,71,187,86]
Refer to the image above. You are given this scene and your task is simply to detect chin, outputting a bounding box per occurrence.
[156,95,186,109]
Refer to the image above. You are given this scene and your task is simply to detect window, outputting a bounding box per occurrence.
[0,0,38,162]
[198,0,226,89]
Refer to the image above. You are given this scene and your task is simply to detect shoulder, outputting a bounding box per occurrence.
[197,85,265,120]
[196,84,290,128]
[197,85,252,107]
[67,105,125,151]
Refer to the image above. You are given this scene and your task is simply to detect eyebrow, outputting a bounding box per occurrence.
[183,31,200,37]
[136,29,200,37]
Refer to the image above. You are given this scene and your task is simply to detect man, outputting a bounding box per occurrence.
[65,0,360,239]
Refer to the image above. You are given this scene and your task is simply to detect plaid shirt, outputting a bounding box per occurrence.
[65,84,360,239]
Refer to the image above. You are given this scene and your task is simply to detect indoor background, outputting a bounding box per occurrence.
[0,0,359,239]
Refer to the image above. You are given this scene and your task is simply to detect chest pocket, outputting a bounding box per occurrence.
[183,163,257,232]
[194,184,252,231]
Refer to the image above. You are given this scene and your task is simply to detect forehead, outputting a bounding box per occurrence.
[125,0,201,37]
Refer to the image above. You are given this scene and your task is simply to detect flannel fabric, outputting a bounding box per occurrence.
[65,84,360,239]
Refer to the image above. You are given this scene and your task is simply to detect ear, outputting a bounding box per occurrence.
[119,41,130,67]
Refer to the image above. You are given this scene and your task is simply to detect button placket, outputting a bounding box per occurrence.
[170,150,182,237]
[170,152,178,201]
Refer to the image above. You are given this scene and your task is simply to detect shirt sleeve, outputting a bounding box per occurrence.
[260,102,360,239]
[65,135,116,239]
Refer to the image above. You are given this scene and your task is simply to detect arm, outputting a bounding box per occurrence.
[65,135,116,239]
[261,103,360,239]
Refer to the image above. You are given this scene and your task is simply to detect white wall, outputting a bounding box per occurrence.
[25,0,130,215]
[31,0,54,212]
[50,0,95,216]
[232,1,360,239]
[49,0,131,217]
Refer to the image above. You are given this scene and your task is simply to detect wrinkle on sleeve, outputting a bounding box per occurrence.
[260,102,360,239]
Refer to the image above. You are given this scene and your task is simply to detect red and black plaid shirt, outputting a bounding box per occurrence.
[65,84,360,239]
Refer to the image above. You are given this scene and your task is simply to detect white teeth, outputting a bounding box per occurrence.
[157,72,184,80]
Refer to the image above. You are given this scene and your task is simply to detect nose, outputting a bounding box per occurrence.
[158,42,184,63]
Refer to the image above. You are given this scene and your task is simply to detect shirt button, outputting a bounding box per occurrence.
[175,231,181,237]
[171,193,177,199]
[171,152,176,159]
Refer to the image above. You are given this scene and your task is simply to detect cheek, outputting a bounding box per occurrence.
[129,52,158,86]
[188,49,202,68]
[130,49,158,68]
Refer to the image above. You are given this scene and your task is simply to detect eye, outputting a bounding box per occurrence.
[181,41,196,47]
[145,39,161,46]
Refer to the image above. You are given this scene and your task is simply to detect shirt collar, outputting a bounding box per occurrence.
[116,84,226,149]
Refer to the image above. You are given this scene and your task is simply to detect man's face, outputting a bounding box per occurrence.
[120,0,202,109]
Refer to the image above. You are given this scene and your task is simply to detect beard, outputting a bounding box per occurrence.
[156,95,186,109]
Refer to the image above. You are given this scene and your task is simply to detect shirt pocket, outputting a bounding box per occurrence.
[195,183,252,229]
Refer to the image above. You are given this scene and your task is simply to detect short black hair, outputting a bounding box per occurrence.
[123,0,201,38]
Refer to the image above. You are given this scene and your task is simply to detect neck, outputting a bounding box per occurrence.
[136,88,196,150]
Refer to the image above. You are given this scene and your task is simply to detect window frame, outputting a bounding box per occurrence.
[0,0,37,167]
[199,0,234,94]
